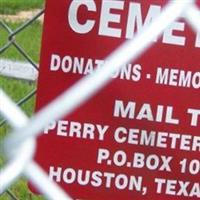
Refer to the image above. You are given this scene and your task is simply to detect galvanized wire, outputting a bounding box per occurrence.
[0,9,42,200]
[6,189,19,200]
[0,1,200,200]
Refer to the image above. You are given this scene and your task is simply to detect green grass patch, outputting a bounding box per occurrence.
[0,178,44,200]
[0,0,44,15]
[0,21,42,63]
[0,1,45,196]
[0,75,35,149]
[0,77,46,200]
[0,75,44,200]
[0,76,35,117]
[0,19,44,200]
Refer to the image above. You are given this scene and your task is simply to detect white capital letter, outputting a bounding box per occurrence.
[68,0,96,34]
[99,0,124,38]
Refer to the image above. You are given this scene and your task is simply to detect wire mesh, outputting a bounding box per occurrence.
[0,8,43,200]
[0,1,200,200]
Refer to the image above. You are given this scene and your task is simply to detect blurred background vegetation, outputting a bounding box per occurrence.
[0,0,45,199]
[0,0,44,14]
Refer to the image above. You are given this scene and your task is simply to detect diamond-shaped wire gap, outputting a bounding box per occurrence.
[0,89,36,127]
[0,12,41,200]
[0,19,39,120]
[0,76,36,118]
[8,10,44,70]
[6,189,19,200]
[0,90,38,200]
[0,21,31,62]
[0,21,14,54]
[1,20,42,70]
[0,79,36,158]
[0,7,43,200]
[0,86,36,200]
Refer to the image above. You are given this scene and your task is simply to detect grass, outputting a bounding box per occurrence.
[0,20,44,200]
[0,0,44,15]
[0,21,42,63]
[0,76,35,142]
[0,76,45,200]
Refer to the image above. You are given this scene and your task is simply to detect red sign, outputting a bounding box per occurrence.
[35,0,200,199]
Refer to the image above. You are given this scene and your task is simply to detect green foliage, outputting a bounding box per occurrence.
[0,76,46,200]
[0,178,45,200]
[0,20,44,200]
[0,76,36,117]
[0,0,44,14]
[0,21,42,63]
[0,0,45,197]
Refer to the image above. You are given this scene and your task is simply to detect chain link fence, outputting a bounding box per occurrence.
[0,1,200,200]
[0,8,44,200]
